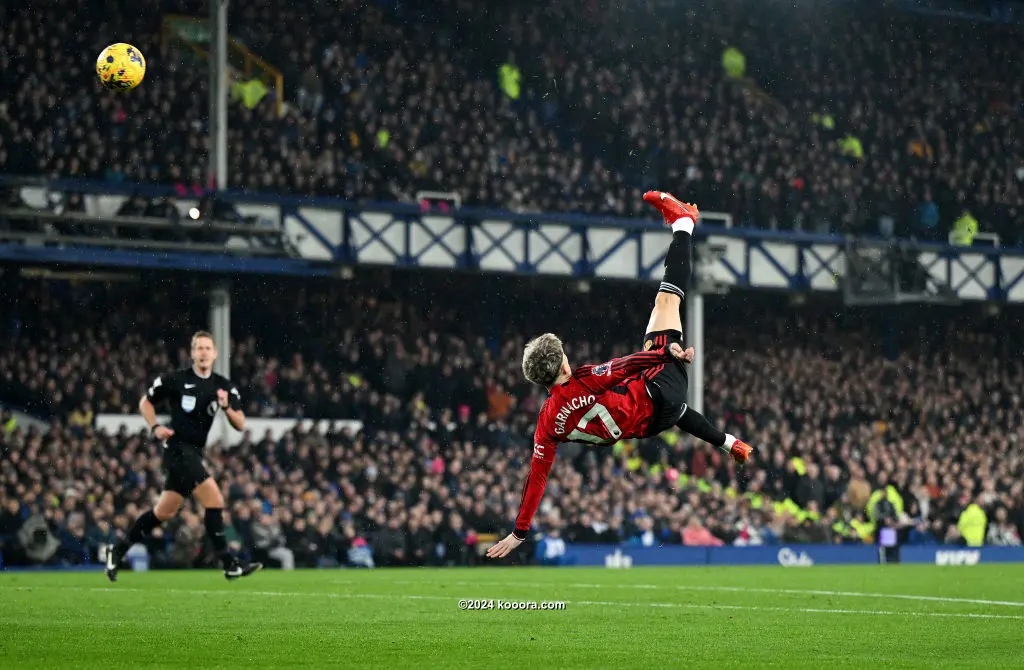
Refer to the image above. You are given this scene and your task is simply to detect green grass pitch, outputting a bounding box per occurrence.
[3,565,1023,668]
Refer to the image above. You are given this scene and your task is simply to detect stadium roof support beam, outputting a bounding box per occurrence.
[208,281,232,443]
[209,0,229,190]
[686,289,705,415]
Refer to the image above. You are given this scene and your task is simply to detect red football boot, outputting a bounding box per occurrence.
[642,191,700,226]
[729,439,754,465]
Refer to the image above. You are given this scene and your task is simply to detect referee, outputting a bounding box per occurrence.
[105,331,261,581]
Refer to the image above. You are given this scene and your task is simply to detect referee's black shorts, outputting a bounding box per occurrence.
[641,329,689,436]
[161,443,211,496]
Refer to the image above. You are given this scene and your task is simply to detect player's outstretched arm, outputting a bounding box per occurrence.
[488,439,557,559]
[574,343,693,394]
[486,533,523,559]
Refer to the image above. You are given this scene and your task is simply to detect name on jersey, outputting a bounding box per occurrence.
[553,394,596,435]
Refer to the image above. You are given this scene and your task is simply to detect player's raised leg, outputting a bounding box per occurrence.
[193,477,262,580]
[642,191,753,465]
[642,191,698,336]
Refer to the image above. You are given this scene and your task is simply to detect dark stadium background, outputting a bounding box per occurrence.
[0,0,1022,572]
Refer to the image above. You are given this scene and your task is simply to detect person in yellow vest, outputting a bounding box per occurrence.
[825,507,857,544]
[2,410,16,434]
[722,47,745,79]
[850,513,875,544]
[811,112,836,130]
[498,58,521,100]
[867,474,904,523]
[951,209,979,246]
[231,77,268,110]
[838,135,864,160]
[957,496,988,547]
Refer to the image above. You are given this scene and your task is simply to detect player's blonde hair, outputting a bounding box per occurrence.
[522,333,565,388]
[191,330,215,349]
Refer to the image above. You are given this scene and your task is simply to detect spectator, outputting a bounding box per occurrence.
[682,516,723,547]
[2,0,1020,239]
[1,274,1023,567]
[285,518,321,568]
[0,499,24,555]
[986,508,1022,547]
[535,525,575,566]
[252,513,295,570]
[957,496,989,548]
[438,513,470,566]
[629,515,657,548]
[170,511,204,568]
[374,517,408,568]
[406,516,434,567]
[796,462,826,511]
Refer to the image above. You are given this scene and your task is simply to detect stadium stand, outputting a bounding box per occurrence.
[1,0,1021,241]
[1,273,1022,568]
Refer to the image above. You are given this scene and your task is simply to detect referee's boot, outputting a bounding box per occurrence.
[224,557,263,581]
[104,543,123,583]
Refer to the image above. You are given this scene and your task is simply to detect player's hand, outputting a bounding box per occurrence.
[217,389,229,408]
[486,533,524,559]
[153,426,174,441]
[668,343,695,364]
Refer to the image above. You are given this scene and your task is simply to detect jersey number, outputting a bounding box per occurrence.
[566,403,623,445]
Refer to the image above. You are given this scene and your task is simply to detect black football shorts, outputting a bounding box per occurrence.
[162,444,211,496]
[641,329,689,436]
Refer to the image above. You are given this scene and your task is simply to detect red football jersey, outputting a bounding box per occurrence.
[513,346,673,534]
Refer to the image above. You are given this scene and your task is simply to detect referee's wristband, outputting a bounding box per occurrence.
[149,424,164,434]
[512,529,528,541]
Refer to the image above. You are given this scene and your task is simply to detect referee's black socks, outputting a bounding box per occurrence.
[116,510,162,555]
[204,508,233,567]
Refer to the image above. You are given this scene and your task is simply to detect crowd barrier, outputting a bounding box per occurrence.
[94,414,363,447]
[5,545,1024,571]
[566,544,1024,567]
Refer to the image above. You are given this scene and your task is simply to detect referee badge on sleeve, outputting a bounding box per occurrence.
[181,395,197,412]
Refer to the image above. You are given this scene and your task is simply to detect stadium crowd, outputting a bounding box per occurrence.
[1,0,1022,242]
[1,274,1022,569]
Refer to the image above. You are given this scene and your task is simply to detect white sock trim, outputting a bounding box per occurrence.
[671,217,694,234]
[658,282,685,298]
[723,434,737,449]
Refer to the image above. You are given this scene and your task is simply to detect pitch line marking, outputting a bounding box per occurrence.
[7,586,1024,621]
[376,580,1024,609]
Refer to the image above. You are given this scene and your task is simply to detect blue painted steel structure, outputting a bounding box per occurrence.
[4,177,1024,302]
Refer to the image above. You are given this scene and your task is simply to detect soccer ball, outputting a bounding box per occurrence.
[96,43,146,91]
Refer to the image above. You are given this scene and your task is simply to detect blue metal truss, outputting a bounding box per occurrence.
[0,243,334,276]
[409,216,465,268]
[801,245,844,291]
[282,206,338,261]
[348,210,407,266]
[1001,256,1024,301]
[473,219,525,272]
[4,176,1024,303]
